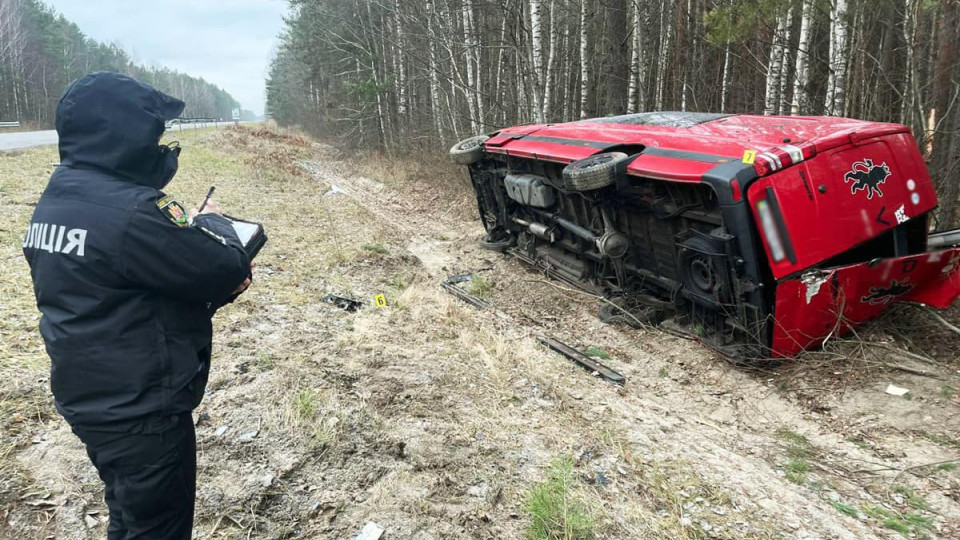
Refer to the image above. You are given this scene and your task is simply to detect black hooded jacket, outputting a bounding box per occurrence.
[22,72,251,431]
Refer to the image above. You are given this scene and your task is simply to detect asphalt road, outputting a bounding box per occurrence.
[0,129,57,152]
[0,121,251,152]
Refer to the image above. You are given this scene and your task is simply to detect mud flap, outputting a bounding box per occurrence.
[771,247,960,357]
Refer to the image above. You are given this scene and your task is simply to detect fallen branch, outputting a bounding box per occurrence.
[869,341,939,366]
[207,515,226,537]
[880,362,942,379]
[851,458,960,479]
[892,458,960,483]
[907,302,960,337]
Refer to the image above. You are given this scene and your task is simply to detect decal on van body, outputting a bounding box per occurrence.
[860,278,913,305]
[844,159,891,200]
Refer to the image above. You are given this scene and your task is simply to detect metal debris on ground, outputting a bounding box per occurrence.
[322,293,364,312]
[538,336,626,384]
[354,522,385,540]
[441,273,491,309]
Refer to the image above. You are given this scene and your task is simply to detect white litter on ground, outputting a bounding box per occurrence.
[885,384,910,397]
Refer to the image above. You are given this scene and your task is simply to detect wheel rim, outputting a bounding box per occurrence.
[577,154,610,169]
[689,256,715,292]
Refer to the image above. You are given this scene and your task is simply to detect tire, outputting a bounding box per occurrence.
[561,152,629,191]
[479,233,514,253]
[449,135,489,165]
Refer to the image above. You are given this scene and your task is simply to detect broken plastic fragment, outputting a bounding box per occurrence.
[801,272,828,304]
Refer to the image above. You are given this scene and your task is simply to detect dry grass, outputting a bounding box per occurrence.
[293,389,339,441]
[0,144,62,530]
[583,430,778,540]
[349,149,478,224]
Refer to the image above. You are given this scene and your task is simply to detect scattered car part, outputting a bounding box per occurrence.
[538,336,625,384]
[441,273,491,309]
[455,111,960,360]
[322,294,363,312]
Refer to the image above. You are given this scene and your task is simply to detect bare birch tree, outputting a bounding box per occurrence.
[528,0,546,122]
[655,0,673,111]
[825,0,849,115]
[791,0,813,115]
[764,6,790,115]
[261,0,960,224]
[579,0,590,118]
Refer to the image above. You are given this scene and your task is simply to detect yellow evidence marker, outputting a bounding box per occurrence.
[742,150,757,165]
[375,294,388,308]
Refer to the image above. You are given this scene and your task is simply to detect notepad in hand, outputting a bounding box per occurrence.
[224,215,267,259]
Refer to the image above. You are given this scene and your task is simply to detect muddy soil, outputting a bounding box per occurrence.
[2,128,958,539]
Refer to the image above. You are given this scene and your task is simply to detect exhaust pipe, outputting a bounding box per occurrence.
[513,217,557,242]
[520,209,630,259]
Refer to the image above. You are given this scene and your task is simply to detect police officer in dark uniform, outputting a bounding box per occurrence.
[22,72,252,539]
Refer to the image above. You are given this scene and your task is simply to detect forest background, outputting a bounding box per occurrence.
[266,0,960,226]
[0,0,254,126]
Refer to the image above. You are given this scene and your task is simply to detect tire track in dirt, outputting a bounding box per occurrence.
[299,151,959,539]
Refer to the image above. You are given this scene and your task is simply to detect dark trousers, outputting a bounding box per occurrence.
[72,415,196,540]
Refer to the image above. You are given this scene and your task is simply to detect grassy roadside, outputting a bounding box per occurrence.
[0,143,60,530]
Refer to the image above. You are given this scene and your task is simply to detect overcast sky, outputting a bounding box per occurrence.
[48,0,289,115]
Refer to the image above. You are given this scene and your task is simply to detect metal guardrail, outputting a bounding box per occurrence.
[169,118,219,124]
[166,117,236,131]
[0,121,21,129]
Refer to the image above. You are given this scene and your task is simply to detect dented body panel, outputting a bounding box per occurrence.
[772,248,960,357]
[456,111,958,360]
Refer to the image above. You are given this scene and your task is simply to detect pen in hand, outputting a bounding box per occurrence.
[197,186,216,214]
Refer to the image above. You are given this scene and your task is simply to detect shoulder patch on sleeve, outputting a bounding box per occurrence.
[157,196,189,227]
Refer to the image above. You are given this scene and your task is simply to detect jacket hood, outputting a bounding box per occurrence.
[56,72,185,188]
